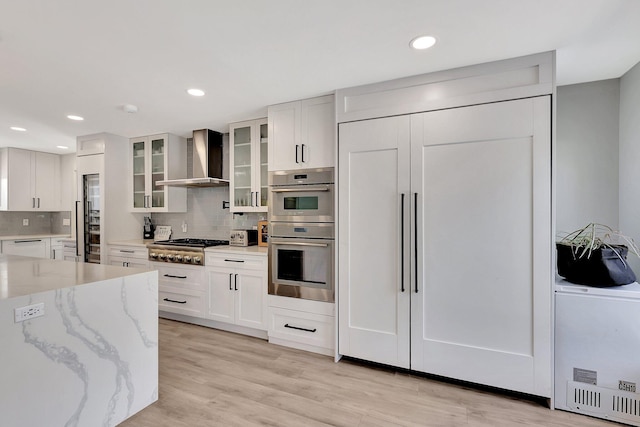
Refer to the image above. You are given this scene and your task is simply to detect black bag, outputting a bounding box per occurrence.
[556,243,637,287]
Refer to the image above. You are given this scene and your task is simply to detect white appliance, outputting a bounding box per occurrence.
[555,279,640,425]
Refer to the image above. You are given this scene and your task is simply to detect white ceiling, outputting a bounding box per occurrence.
[1,0,639,154]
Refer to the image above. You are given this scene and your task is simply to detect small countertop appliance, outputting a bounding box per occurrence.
[230,229,258,247]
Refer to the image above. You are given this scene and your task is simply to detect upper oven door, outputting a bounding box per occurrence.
[269,183,334,222]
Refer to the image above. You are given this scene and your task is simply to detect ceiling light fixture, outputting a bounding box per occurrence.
[67,115,84,121]
[187,88,205,97]
[10,126,27,132]
[410,35,437,50]
[56,145,69,149]
[123,104,138,113]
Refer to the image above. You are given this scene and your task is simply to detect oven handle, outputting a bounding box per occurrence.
[270,186,330,193]
[270,241,329,248]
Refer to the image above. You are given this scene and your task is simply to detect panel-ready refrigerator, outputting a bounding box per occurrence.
[555,279,640,425]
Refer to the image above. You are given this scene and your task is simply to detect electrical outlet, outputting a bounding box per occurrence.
[22,218,29,226]
[63,218,70,226]
[14,303,45,322]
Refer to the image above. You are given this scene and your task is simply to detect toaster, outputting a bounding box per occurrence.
[229,229,258,247]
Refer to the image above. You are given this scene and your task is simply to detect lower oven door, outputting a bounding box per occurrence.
[269,237,334,302]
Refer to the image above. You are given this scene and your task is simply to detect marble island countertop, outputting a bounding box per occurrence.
[0,254,150,300]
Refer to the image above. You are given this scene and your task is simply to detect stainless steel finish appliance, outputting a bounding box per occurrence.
[269,222,334,302]
[269,167,334,222]
[268,167,335,302]
[157,129,229,187]
[148,238,229,265]
[230,229,258,247]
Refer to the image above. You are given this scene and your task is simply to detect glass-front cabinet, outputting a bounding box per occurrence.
[130,133,187,213]
[229,118,268,212]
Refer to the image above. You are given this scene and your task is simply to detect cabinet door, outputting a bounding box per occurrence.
[206,268,236,324]
[300,95,335,168]
[410,97,551,397]
[256,120,269,209]
[131,137,147,210]
[235,270,267,330]
[338,115,411,368]
[7,149,34,210]
[149,135,167,209]
[268,101,300,171]
[34,152,59,210]
[230,122,254,210]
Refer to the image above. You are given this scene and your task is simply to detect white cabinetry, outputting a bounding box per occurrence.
[267,295,334,356]
[108,244,149,269]
[156,263,206,318]
[61,238,79,262]
[0,148,60,211]
[130,134,187,213]
[205,252,267,331]
[268,94,334,171]
[338,97,551,397]
[229,119,268,212]
[50,237,66,260]
[2,238,51,259]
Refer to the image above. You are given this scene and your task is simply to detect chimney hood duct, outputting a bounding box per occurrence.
[157,129,229,187]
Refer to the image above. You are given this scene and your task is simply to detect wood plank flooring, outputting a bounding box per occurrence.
[120,318,616,426]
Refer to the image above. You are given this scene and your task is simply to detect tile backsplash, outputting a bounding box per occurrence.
[150,186,265,240]
[0,211,71,236]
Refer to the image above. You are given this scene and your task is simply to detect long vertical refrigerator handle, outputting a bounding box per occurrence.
[414,192,418,293]
[75,200,81,257]
[400,193,405,292]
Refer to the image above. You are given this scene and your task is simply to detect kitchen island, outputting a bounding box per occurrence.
[0,255,158,427]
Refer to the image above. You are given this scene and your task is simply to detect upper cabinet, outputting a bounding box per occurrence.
[268,94,335,171]
[229,119,268,212]
[130,133,187,213]
[0,148,60,211]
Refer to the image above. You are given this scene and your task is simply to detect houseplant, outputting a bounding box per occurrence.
[556,223,640,286]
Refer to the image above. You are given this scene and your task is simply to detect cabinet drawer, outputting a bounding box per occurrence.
[206,253,266,271]
[108,245,148,259]
[159,286,205,317]
[268,306,334,350]
[153,263,205,291]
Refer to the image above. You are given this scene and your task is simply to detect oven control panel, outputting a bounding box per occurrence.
[148,248,204,265]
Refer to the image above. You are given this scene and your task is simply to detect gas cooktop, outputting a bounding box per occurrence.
[152,238,229,248]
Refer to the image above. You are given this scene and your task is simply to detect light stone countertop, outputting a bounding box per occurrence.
[0,254,150,300]
[108,239,154,247]
[0,234,71,241]
[205,245,268,256]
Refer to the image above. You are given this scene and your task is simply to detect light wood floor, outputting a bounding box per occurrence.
[120,318,616,427]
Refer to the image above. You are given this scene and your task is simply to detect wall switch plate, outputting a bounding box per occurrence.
[22,218,29,226]
[14,303,45,322]
[63,218,71,226]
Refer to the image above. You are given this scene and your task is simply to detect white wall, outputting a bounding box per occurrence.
[556,79,620,236]
[619,61,640,273]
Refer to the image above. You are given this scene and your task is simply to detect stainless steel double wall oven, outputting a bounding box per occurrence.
[268,167,335,302]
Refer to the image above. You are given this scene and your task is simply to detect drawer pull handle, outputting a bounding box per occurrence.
[224,259,245,263]
[14,239,42,243]
[163,298,187,304]
[284,324,317,333]
[164,274,187,279]
[119,249,135,253]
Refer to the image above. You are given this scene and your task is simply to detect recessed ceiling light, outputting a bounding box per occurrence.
[10,126,27,132]
[187,88,205,97]
[56,145,69,149]
[67,115,84,121]
[410,35,437,50]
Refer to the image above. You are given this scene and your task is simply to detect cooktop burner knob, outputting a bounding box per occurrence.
[159,253,166,260]
[149,252,158,258]
[183,255,192,263]
[166,254,174,261]
[174,255,183,262]
[193,256,202,264]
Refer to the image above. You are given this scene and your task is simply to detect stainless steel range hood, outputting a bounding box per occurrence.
[157,129,229,187]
